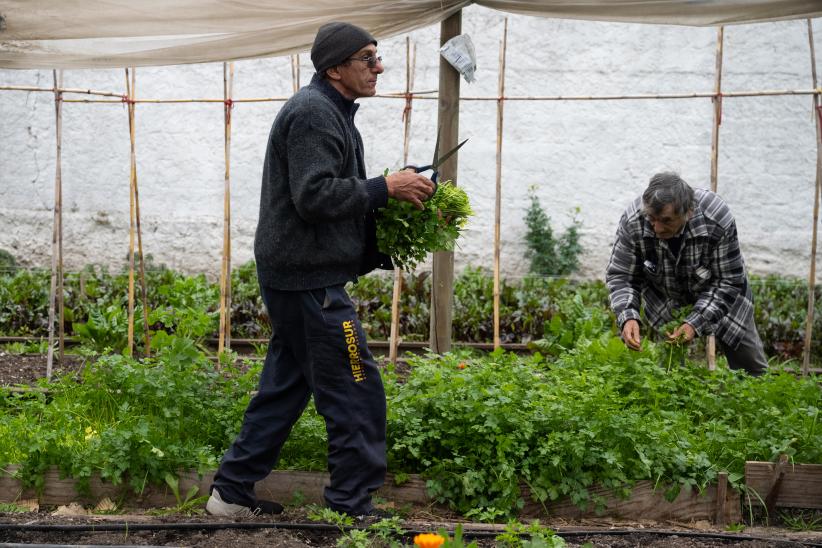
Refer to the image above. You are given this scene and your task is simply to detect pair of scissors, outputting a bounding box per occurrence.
[403,129,468,191]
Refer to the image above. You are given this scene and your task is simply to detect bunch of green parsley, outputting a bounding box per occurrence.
[376,180,474,271]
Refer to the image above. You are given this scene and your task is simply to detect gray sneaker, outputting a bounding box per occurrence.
[206,488,283,517]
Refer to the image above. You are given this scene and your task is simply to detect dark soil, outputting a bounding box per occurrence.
[1,509,820,547]
[0,351,87,386]
[2,352,821,547]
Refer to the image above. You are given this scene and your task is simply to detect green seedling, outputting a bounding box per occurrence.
[148,473,208,516]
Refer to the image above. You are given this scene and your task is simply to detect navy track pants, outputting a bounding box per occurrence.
[211,284,386,514]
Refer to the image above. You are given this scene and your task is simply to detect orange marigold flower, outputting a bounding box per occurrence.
[414,532,446,548]
[457,362,467,369]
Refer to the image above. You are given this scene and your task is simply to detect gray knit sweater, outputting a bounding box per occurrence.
[254,74,392,290]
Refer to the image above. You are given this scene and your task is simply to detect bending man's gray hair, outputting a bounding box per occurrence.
[642,172,695,216]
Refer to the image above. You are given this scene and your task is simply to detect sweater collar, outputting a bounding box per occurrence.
[310,72,360,118]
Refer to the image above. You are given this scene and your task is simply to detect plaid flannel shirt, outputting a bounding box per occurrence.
[605,188,753,349]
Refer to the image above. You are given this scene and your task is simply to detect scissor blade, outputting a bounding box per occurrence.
[432,138,469,170]
[430,127,442,166]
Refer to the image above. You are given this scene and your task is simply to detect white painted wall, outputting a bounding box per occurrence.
[1,7,820,282]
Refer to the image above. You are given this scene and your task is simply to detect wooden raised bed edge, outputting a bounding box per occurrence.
[744,460,822,511]
[0,466,741,524]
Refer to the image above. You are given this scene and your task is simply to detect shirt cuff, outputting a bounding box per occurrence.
[685,311,707,337]
[365,176,388,210]
[617,309,641,330]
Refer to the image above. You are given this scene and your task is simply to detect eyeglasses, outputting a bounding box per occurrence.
[346,55,383,68]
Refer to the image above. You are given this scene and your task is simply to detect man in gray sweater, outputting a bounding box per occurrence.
[207,22,435,519]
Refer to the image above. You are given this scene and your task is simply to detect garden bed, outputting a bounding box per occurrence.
[1,320,820,548]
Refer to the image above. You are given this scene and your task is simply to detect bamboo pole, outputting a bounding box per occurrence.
[291,54,301,94]
[125,69,137,356]
[456,89,822,101]
[218,62,235,357]
[61,98,290,104]
[59,88,822,103]
[389,38,417,365]
[803,19,821,377]
[430,10,462,354]
[6,85,819,104]
[706,26,724,371]
[710,26,724,194]
[493,19,509,351]
[131,75,152,358]
[0,84,126,97]
[46,69,64,380]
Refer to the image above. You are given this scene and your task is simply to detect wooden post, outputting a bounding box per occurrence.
[714,471,728,527]
[430,10,462,354]
[803,19,820,377]
[389,38,416,365]
[218,62,235,357]
[46,70,64,380]
[493,19,508,351]
[764,454,790,522]
[707,26,724,370]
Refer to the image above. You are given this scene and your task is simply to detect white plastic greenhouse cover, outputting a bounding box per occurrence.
[1,0,821,69]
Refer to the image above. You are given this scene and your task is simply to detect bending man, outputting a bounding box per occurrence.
[606,172,767,376]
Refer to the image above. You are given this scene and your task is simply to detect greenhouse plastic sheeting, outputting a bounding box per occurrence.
[1,0,820,69]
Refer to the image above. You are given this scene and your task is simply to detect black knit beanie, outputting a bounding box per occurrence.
[311,22,377,74]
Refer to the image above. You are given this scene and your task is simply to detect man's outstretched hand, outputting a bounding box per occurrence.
[622,319,642,351]
[667,322,696,344]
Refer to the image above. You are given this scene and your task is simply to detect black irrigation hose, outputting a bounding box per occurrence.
[1,544,168,548]
[559,528,822,547]
[1,521,821,547]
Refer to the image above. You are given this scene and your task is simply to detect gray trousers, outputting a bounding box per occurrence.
[716,316,769,376]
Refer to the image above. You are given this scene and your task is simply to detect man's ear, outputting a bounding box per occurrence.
[325,66,342,81]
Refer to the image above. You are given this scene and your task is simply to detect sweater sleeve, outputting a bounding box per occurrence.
[365,175,388,210]
[605,212,643,329]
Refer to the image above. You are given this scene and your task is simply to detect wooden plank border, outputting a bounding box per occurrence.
[520,480,740,523]
[745,460,822,509]
[0,467,739,523]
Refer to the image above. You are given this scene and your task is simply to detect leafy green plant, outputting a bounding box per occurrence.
[72,305,130,353]
[230,260,268,339]
[779,509,822,531]
[523,188,582,276]
[751,275,822,362]
[147,473,208,516]
[659,305,694,372]
[0,347,262,494]
[0,502,29,513]
[386,333,822,519]
[530,292,612,356]
[2,263,819,365]
[0,268,51,336]
[496,520,566,547]
[308,504,406,547]
[0,249,16,275]
[377,180,474,271]
[307,504,355,527]
[440,524,478,548]
[2,340,49,355]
